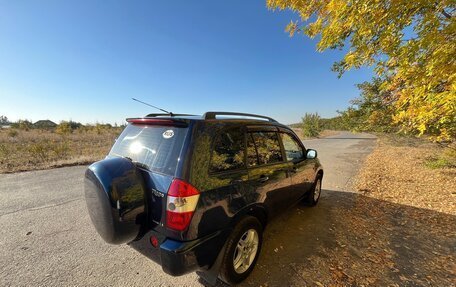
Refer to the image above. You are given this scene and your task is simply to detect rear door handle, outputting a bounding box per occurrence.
[230,179,243,184]
[258,176,269,183]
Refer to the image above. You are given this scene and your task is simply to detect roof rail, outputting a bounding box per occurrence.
[203,112,277,122]
[145,113,196,118]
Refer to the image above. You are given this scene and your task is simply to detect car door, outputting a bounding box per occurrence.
[245,128,293,218]
[279,130,314,200]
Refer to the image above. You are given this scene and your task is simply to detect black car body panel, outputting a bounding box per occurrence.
[130,228,232,276]
[84,113,323,278]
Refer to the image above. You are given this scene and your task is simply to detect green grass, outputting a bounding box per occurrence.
[424,147,456,169]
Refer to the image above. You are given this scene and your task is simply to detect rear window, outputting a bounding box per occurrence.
[109,124,188,175]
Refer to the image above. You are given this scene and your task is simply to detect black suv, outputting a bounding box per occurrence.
[84,112,323,285]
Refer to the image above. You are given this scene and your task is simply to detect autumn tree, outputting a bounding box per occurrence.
[267,0,456,141]
[336,78,396,132]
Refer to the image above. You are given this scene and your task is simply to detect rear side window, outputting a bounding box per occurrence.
[109,124,187,175]
[210,129,245,173]
[248,132,283,166]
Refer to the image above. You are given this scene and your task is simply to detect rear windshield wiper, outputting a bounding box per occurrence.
[132,161,150,171]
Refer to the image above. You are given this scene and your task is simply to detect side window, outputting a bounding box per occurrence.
[249,132,283,165]
[280,133,304,161]
[210,129,246,172]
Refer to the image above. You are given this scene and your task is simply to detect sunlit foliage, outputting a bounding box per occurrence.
[268,0,455,141]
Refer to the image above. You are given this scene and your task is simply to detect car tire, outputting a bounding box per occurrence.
[305,176,322,206]
[219,216,263,285]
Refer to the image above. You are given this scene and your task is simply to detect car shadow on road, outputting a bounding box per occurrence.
[211,189,456,287]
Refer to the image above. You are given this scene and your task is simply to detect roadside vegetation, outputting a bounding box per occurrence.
[0,119,122,173]
[290,114,338,140]
[298,78,455,169]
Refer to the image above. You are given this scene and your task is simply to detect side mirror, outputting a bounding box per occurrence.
[306,149,317,159]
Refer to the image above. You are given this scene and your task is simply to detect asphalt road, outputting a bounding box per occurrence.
[0,131,377,286]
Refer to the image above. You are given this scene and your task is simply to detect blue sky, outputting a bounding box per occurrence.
[0,0,372,125]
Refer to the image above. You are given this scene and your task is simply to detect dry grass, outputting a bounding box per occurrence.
[355,134,456,215]
[0,128,122,173]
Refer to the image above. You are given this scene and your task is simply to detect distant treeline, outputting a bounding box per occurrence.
[0,116,124,135]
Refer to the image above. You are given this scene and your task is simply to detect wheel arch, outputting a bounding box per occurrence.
[231,204,268,230]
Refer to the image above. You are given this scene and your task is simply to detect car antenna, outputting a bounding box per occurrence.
[132,98,173,116]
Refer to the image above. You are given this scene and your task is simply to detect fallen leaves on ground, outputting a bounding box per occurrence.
[355,135,456,215]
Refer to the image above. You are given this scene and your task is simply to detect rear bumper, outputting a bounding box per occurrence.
[129,229,230,276]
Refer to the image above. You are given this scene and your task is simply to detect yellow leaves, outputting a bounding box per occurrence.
[327,0,347,15]
[368,111,385,126]
[265,0,286,11]
[418,123,427,134]
[266,0,456,140]
[392,87,456,140]
[268,0,456,141]
[285,20,298,37]
[344,51,357,66]
[306,17,323,38]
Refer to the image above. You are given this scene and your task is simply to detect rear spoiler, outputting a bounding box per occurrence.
[126,118,188,127]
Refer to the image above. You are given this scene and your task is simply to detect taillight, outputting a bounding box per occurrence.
[166,179,200,231]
